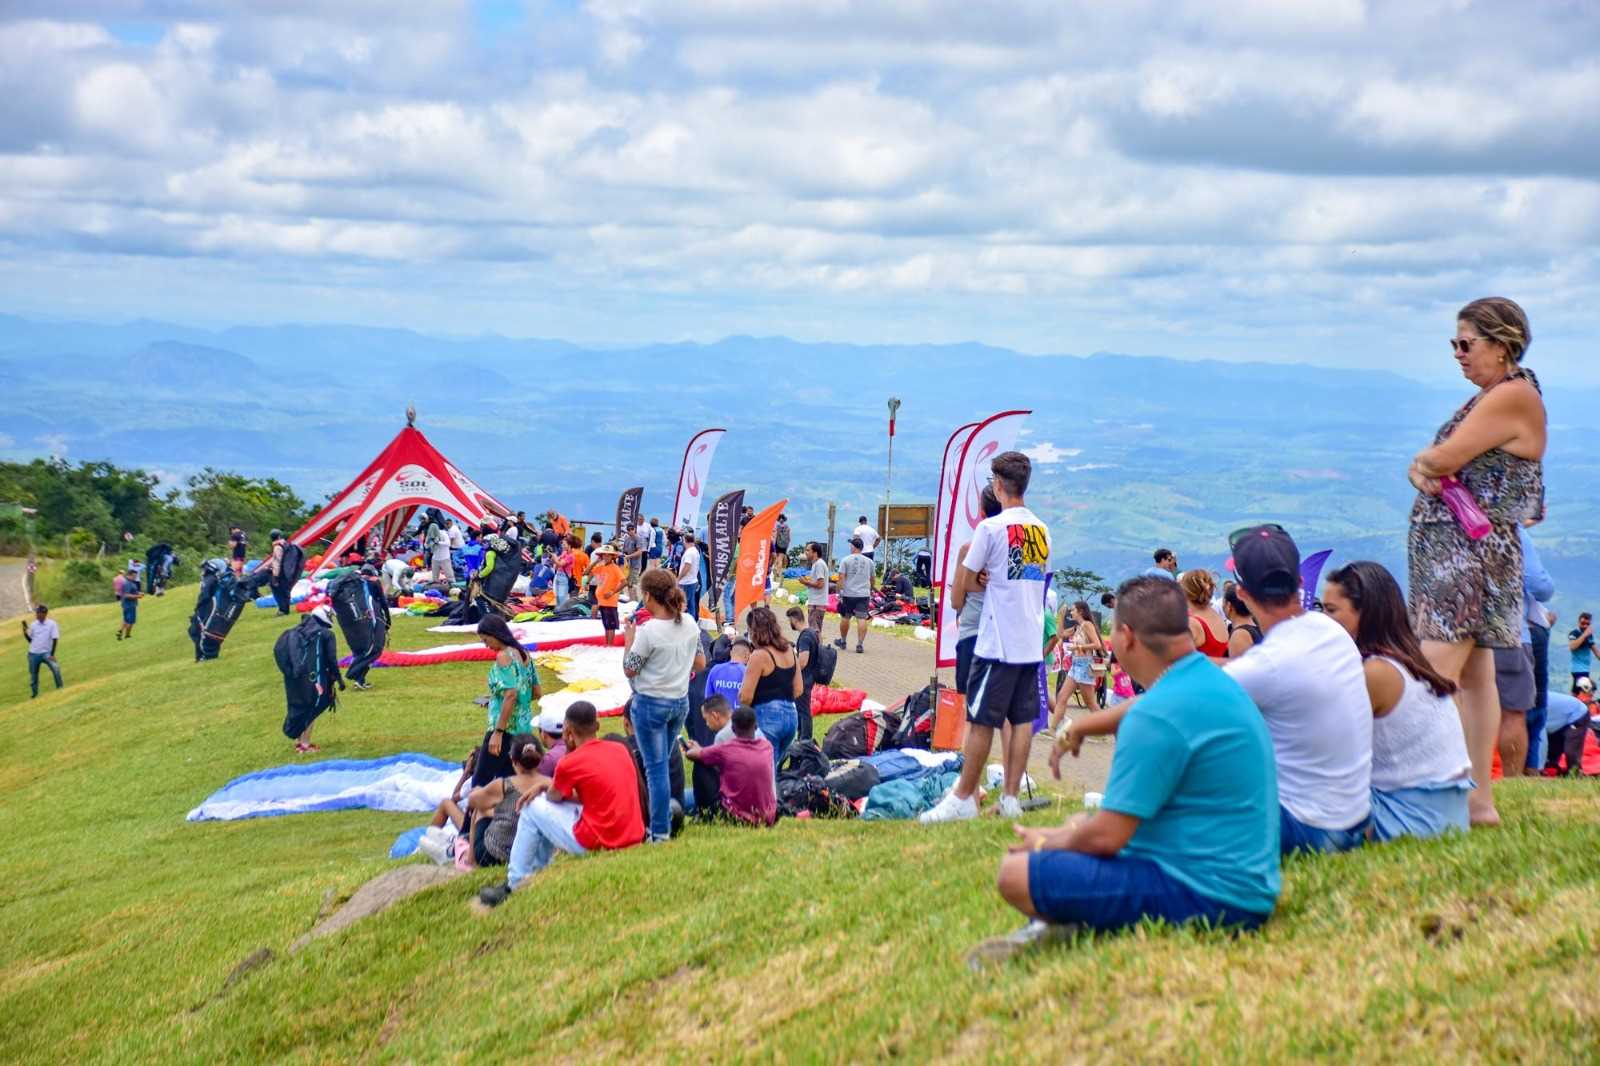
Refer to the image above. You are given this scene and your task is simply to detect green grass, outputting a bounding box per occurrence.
[3,593,1599,1063]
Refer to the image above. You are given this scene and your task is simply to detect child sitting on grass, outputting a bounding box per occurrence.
[684,704,777,827]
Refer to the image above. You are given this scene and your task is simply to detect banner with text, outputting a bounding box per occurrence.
[935,409,1031,668]
[670,428,725,532]
[707,489,745,604]
[615,486,643,537]
[734,498,787,619]
[932,420,980,586]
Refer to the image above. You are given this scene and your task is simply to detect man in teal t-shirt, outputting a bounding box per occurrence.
[973,576,1279,965]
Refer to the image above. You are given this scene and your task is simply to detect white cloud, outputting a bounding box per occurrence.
[0,3,1595,379]
[1023,442,1082,464]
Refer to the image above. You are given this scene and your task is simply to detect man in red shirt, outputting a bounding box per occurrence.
[478,700,645,908]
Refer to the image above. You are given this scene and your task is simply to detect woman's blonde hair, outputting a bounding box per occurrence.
[1178,569,1215,607]
[1459,297,1530,363]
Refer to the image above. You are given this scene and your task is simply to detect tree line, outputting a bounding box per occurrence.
[0,459,310,591]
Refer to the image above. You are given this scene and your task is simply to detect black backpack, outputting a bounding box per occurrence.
[780,739,830,779]
[824,760,881,801]
[821,709,902,760]
[812,643,838,686]
[273,623,322,704]
[279,542,306,587]
[890,685,937,750]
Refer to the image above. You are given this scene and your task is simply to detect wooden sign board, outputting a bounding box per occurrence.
[877,503,933,541]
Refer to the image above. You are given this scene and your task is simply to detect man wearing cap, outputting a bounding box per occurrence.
[116,563,142,641]
[24,604,63,698]
[535,706,568,776]
[1224,524,1372,854]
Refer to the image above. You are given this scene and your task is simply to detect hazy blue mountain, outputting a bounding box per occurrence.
[3,311,1596,665]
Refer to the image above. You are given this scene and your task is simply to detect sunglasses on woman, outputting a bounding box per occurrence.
[1450,336,1486,354]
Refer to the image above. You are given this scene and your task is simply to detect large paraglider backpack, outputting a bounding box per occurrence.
[888,685,937,751]
[275,623,321,681]
[821,708,901,760]
[279,542,306,586]
[811,643,838,687]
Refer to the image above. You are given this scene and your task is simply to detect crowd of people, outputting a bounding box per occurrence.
[957,296,1594,963]
[24,295,1600,968]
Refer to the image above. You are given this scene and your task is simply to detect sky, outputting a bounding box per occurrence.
[1,0,1598,380]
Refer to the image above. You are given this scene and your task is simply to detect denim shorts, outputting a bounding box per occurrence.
[1279,805,1369,855]
[1027,851,1269,933]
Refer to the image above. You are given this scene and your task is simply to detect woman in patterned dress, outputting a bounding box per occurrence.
[1407,297,1545,828]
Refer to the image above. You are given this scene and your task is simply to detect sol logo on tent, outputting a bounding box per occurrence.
[392,466,433,494]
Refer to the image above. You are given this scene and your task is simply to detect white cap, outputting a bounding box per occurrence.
[1578,676,1596,693]
[537,706,565,734]
[310,605,333,625]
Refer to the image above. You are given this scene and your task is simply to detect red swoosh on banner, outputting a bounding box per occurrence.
[962,441,1000,526]
[687,444,706,496]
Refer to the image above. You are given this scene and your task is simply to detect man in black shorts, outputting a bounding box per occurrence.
[921,450,1052,823]
[834,537,875,654]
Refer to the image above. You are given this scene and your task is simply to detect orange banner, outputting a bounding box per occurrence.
[733,498,788,618]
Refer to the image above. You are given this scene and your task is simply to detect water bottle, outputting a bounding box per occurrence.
[1439,477,1491,540]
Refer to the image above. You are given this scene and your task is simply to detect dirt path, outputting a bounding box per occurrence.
[828,625,1112,797]
[0,560,30,621]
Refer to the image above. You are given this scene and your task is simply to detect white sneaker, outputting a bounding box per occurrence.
[996,795,1024,819]
[918,789,979,824]
[416,834,451,865]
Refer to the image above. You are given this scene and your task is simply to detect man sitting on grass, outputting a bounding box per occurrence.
[477,701,645,908]
[684,704,777,826]
[1224,524,1372,853]
[970,576,1279,966]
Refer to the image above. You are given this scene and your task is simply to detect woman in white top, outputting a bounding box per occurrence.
[623,569,706,841]
[1322,561,1473,841]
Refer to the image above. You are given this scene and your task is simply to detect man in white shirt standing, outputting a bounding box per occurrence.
[853,515,880,561]
[24,603,63,698]
[1224,524,1373,854]
[922,451,1051,822]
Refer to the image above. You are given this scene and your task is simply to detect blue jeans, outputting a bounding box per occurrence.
[555,572,570,606]
[1027,851,1269,932]
[753,699,798,769]
[28,652,62,697]
[681,582,700,620]
[1527,623,1550,769]
[1280,805,1369,855]
[631,693,688,839]
[506,795,586,889]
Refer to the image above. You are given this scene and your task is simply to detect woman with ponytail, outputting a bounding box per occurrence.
[473,614,541,786]
[623,569,706,840]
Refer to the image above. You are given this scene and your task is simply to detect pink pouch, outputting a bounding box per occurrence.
[453,836,474,871]
[1439,477,1491,540]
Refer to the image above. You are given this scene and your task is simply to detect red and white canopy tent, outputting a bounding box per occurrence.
[291,409,509,570]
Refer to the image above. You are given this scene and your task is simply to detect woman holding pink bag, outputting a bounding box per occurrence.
[1407,297,1546,828]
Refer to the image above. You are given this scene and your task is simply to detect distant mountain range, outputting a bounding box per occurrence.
[4,310,1598,656]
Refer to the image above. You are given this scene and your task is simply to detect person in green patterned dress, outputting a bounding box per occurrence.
[473,614,540,787]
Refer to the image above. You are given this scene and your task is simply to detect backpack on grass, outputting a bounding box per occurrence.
[811,643,838,686]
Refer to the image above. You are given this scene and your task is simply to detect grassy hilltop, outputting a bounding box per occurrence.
[2,593,1599,1063]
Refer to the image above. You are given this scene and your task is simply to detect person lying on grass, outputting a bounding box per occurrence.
[970,576,1280,967]
[684,704,777,826]
[478,701,645,908]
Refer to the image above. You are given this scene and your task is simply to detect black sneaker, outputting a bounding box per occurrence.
[856,643,864,654]
[477,883,512,908]
[832,638,847,649]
